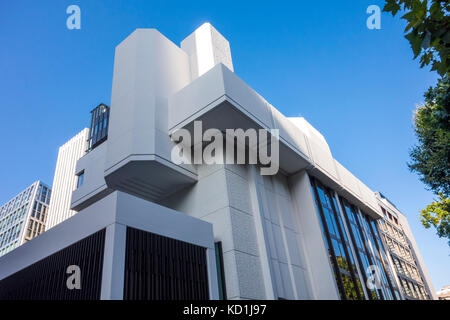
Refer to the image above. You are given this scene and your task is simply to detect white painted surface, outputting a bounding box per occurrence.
[288,170,340,300]
[47,128,88,229]
[71,140,111,210]
[181,23,233,80]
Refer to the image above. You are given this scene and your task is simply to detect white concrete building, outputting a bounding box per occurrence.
[0,23,436,300]
[46,128,89,229]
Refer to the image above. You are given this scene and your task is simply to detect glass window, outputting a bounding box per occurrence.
[364,215,397,299]
[77,171,85,188]
[88,104,110,151]
[340,198,385,300]
[311,178,363,300]
[214,242,227,300]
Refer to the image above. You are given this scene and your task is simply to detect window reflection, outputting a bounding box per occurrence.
[310,176,398,300]
[311,178,364,300]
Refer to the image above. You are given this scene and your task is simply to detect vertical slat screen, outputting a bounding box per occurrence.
[123,227,209,300]
[0,229,105,300]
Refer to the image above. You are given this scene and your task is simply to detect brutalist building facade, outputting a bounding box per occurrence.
[0,23,436,300]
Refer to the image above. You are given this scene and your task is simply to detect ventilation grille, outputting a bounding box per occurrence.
[0,229,106,300]
[124,227,209,300]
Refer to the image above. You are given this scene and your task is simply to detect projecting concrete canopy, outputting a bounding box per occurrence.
[168,63,312,175]
[168,64,382,219]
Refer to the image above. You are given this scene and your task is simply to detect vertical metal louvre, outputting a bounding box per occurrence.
[123,227,209,300]
[0,229,106,300]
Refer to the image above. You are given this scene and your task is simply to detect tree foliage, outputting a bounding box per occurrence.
[409,76,450,243]
[384,1,450,244]
[383,0,450,76]
[409,76,450,196]
[421,193,450,245]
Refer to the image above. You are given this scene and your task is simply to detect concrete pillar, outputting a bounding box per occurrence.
[288,170,339,300]
[100,223,126,300]
[248,165,276,299]
[206,247,220,300]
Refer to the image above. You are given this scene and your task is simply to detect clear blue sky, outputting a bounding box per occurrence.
[0,1,448,291]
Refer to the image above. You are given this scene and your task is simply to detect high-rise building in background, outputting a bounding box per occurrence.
[0,181,51,257]
[376,192,436,299]
[0,23,438,300]
[46,128,89,229]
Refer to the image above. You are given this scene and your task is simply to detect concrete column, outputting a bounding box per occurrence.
[206,247,220,300]
[100,222,126,300]
[248,165,276,299]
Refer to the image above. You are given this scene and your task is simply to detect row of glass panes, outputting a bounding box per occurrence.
[361,215,398,300]
[0,204,28,233]
[379,216,423,281]
[88,104,110,151]
[310,177,399,300]
[383,233,415,264]
[384,221,407,245]
[0,185,49,257]
[0,209,27,241]
[36,184,51,205]
[379,215,407,244]
[382,207,399,225]
[379,209,430,300]
[312,180,365,300]
[0,198,48,247]
[0,239,19,256]
[0,185,34,218]
[400,277,429,300]
[391,254,423,283]
[25,218,45,241]
[0,221,23,249]
[31,201,48,223]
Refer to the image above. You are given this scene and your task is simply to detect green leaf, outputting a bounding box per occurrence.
[383,0,401,15]
[402,11,418,23]
[405,31,423,58]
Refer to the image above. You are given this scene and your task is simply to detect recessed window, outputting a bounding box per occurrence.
[76,171,85,188]
[214,242,227,300]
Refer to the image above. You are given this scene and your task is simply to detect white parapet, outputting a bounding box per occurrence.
[181,22,234,80]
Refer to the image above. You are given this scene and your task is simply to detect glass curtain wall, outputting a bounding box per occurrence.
[310,176,398,300]
[362,215,398,299]
[310,178,365,300]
